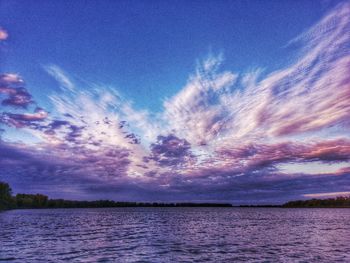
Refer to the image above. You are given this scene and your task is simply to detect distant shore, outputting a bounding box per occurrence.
[1,181,350,210]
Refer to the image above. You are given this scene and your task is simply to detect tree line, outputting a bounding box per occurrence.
[0,181,232,210]
[2,181,350,210]
[282,196,350,208]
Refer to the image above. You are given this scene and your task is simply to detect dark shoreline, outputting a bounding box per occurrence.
[3,204,350,211]
[2,181,350,210]
[3,207,350,212]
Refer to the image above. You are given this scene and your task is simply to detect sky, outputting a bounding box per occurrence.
[0,0,349,204]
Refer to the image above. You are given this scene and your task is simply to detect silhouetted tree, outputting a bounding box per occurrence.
[283,196,350,208]
[1,181,233,209]
[15,194,48,208]
[0,181,14,210]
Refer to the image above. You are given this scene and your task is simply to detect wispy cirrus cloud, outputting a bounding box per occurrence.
[0,3,349,202]
[163,2,350,146]
[45,65,76,92]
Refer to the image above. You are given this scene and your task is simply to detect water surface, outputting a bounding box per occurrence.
[1,208,349,262]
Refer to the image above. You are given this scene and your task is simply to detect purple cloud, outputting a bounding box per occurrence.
[0,140,133,198]
[0,74,33,108]
[0,4,350,203]
[0,27,8,41]
[125,132,141,144]
[145,134,194,167]
[1,87,34,108]
[0,108,48,128]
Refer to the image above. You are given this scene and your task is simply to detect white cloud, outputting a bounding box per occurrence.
[304,192,350,198]
[45,65,76,92]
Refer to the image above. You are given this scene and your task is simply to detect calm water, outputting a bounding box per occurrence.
[1,208,350,262]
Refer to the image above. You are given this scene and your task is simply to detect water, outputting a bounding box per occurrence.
[1,208,350,262]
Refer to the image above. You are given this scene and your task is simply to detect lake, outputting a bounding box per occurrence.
[1,208,349,262]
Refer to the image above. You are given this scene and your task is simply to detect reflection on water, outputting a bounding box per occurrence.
[1,208,350,262]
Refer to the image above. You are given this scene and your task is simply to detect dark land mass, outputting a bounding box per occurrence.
[0,182,231,210]
[282,197,350,208]
[239,205,281,208]
[1,181,350,210]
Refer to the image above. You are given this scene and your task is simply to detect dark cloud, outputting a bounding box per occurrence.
[1,87,33,108]
[0,74,33,108]
[1,136,350,203]
[119,120,127,128]
[125,132,140,144]
[49,120,70,129]
[42,120,71,135]
[65,125,85,143]
[0,73,47,130]
[0,141,132,199]
[145,134,194,166]
[0,108,48,128]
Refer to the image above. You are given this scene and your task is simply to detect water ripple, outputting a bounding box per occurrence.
[1,208,350,262]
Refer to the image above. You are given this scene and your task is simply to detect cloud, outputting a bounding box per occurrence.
[0,74,31,108]
[0,73,48,129]
[163,2,350,147]
[163,55,238,146]
[0,27,8,41]
[45,65,75,92]
[214,139,350,178]
[1,108,48,128]
[303,191,350,198]
[1,87,33,108]
[0,140,134,199]
[0,73,24,85]
[0,3,350,202]
[145,134,194,167]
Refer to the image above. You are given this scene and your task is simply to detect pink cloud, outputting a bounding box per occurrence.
[0,73,23,85]
[1,108,48,128]
[0,27,8,41]
[303,191,350,198]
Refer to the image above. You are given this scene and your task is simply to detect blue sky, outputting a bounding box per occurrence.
[0,0,349,203]
[1,0,336,111]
